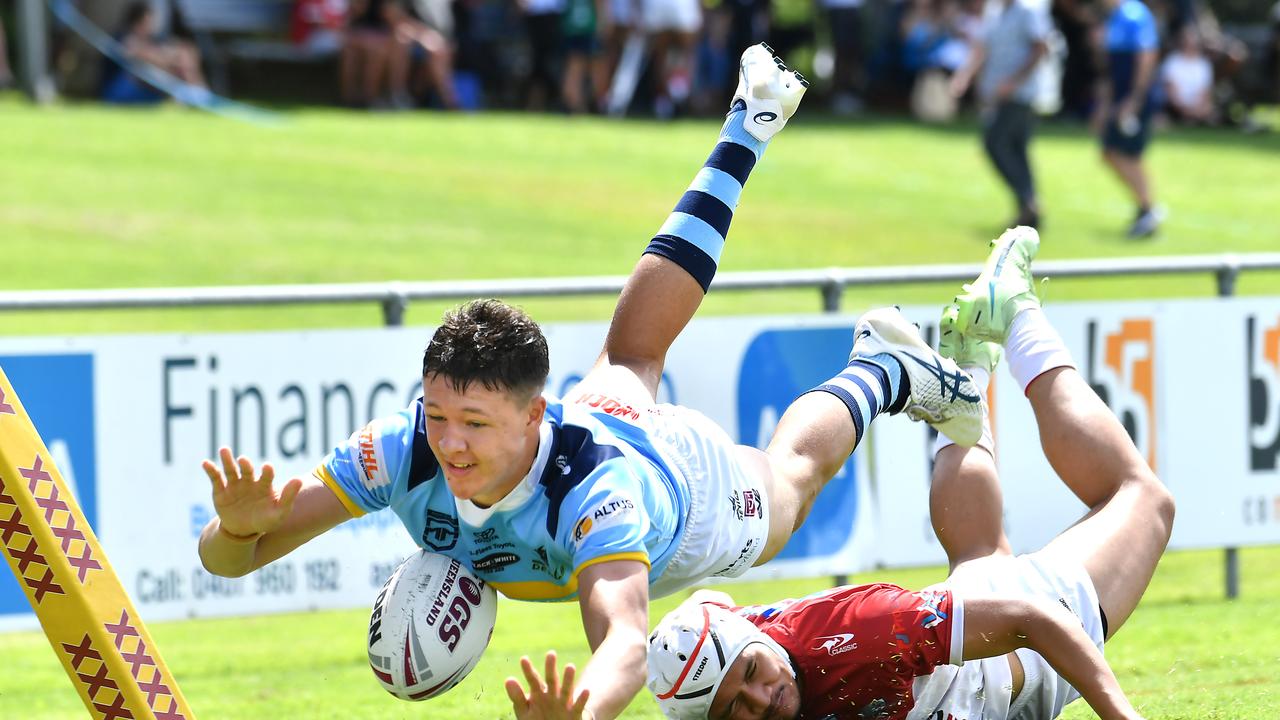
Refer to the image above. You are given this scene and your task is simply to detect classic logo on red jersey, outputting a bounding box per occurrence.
[812,633,858,656]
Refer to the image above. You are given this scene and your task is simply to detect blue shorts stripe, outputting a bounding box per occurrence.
[705,142,756,186]
[645,235,717,292]
[656,212,725,265]
[673,190,734,239]
[687,167,743,210]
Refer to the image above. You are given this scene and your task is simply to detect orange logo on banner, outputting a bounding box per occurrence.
[1264,319,1280,374]
[1248,315,1280,472]
[1103,319,1156,469]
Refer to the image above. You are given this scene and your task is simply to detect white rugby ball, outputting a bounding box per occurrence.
[367,552,498,701]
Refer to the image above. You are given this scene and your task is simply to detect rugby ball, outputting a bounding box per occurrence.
[367,552,498,701]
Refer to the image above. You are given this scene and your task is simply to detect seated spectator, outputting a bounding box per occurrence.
[385,0,460,109]
[1161,26,1215,124]
[102,2,209,104]
[293,0,350,55]
[340,0,394,106]
[902,0,977,120]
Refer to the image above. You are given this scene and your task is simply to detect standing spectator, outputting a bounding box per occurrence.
[519,0,567,110]
[1051,0,1099,119]
[101,2,209,104]
[1095,0,1162,238]
[561,0,608,112]
[824,0,867,114]
[951,0,1051,229]
[385,0,460,109]
[1161,25,1215,124]
[641,0,703,117]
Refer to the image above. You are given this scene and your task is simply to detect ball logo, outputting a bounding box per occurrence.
[1086,319,1157,470]
[438,576,484,653]
[1246,315,1280,472]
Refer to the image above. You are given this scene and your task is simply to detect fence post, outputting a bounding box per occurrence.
[1218,259,1240,600]
[382,292,408,327]
[821,278,843,313]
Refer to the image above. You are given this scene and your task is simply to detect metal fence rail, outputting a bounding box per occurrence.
[5,252,1279,598]
[3,253,1280,325]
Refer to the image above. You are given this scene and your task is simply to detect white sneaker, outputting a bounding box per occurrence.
[851,307,986,447]
[732,43,808,142]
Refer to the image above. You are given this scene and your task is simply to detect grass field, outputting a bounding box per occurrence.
[1,98,1278,718]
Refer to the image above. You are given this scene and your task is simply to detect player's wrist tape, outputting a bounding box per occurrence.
[217,523,264,543]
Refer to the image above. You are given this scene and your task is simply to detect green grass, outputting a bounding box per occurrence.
[1,99,1278,718]
[1,97,1277,337]
[0,547,1276,718]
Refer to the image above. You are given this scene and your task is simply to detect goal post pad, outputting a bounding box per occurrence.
[0,365,196,720]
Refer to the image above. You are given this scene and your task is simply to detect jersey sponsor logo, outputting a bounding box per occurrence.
[474,527,498,544]
[531,545,566,580]
[573,516,593,543]
[472,551,520,573]
[916,590,948,629]
[1086,318,1157,471]
[1247,315,1280,471]
[356,422,391,491]
[813,632,859,656]
[574,392,642,421]
[592,497,635,520]
[423,509,459,551]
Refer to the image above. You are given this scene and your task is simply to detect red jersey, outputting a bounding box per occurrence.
[730,583,961,720]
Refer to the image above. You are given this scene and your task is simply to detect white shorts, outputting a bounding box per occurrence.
[640,404,770,599]
[641,0,701,33]
[908,551,1106,720]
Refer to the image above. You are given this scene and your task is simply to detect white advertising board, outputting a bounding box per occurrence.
[1,298,1277,628]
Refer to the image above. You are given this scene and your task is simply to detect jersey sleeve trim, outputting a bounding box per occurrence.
[489,551,652,602]
[313,465,367,519]
[948,591,965,666]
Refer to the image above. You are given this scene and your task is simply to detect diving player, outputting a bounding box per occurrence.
[646,227,1175,720]
[197,44,986,720]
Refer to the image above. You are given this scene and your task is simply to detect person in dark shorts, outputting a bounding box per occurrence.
[1095,0,1163,238]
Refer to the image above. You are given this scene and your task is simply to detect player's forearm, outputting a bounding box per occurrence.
[197,518,260,577]
[1017,602,1140,720]
[1127,51,1157,105]
[577,633,647,720]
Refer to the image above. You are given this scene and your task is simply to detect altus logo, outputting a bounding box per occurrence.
[1086,319,1156,470]
[1247,316,1280,472]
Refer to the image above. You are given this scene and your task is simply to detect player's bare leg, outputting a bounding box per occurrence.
[950,226,1175,638]
[754,307,987,562]
[567,43,807,407]
[930,304,1010,568]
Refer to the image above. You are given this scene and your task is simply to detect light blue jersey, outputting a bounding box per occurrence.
[314,398,693,602]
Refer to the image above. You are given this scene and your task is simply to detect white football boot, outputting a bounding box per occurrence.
[851,307,986,447]
[732,43,808,142]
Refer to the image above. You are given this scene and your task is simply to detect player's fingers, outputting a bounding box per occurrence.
[571,687,590,716]
[201,459,224,489]
[237,456,256,486]
[560,663,577,704]
[544,651,559,697]
[520,656,545,695]
[503,677,529,707]
[219,447,239,484]
[260,463,275,487]
[277,477,303,513]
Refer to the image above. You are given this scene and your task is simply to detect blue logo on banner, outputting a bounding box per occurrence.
[0,354,97,616]
[737,329,857,560]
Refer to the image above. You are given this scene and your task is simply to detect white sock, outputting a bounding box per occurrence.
[932,365,994,457]
[1006,308,1076,394]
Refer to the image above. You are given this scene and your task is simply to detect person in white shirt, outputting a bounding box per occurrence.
[1161,26,1216,124]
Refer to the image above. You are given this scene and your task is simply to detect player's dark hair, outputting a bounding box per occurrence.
[422,299,549,402]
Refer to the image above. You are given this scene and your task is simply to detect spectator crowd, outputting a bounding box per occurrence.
[72,0,1276,124]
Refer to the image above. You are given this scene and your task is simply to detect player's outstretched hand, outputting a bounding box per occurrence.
[202,446,302,538]
[505,651,591,720]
